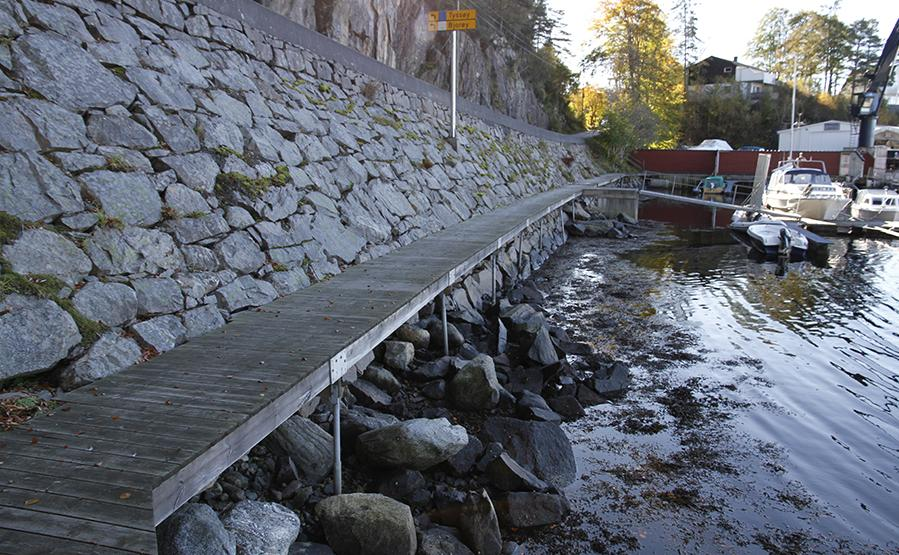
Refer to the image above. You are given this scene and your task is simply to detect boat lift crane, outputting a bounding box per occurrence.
[851,18,899,148]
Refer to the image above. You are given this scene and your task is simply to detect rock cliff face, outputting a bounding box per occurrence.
[0,0,595,386]
[259,0,553,127]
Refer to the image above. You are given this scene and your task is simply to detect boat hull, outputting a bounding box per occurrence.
[764,193,848,220]
[850,206,899,221]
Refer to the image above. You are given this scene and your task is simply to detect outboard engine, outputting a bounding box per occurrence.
[778,228,792,258]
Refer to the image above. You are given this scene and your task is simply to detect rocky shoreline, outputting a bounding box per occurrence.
[157,211,639,555]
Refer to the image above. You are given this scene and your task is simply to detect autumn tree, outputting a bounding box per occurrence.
[583,0,683,147]
[672,0,700,87]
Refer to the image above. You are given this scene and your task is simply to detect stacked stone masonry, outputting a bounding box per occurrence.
[0,0,597,387]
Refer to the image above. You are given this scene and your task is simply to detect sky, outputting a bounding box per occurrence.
[547,0,898,86]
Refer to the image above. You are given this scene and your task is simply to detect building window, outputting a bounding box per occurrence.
[723,67,733,73]
[823,122,840,131]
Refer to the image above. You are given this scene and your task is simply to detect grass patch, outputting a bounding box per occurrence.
[212,145,245,160]
[317,83,331,94]
[0,212,24,244]
[215,165,291,200]
[94,210,124,230]
[419,157,434,170]
[56,297,107,347]
[372,115,402,130]
[335,101,356,116]
[0,272,65,301]
[105,155,134,172]
[271,262,288,272]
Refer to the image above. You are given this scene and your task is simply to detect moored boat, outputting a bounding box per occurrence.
[763,160,851,221]
[850,188,899,221]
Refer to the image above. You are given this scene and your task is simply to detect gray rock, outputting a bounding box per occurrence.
[215,276,278,311]
[182,245,221,272]
[546,395,585,421]
[131,277,183,315]
[226,206,255,229]
[421,379,445,400]
[356,418,468,470]
[2,228,92,285]
[442,490,502,555]
[492,492,570,528]
[445,435,484,476]
[164,183,209,217]
[221,501,301,555]
[87,227,184,275]
[131,314,186,353]
[162,153,220,193]
[592,362,631,398]
[408,357,452,381]
[126,68,195,111]
[288,543,333,555]
[3,98,89,151]
[73,281,138,327]
[272,416,333,484]
[393,323,429,350]
[418,526,474,555]
[266,267,311,296]
[448,355,501,411]
[316,493,416,555]
[516,391,562,423]
[80,171,162,227]
[167,214,230,245]
[527,327,558,366]
[348,378,392,409]
[0,152,83,221]
[427,320,464,351]
[310,214,366,263]
[364,366,402,395]
[158,503,236,555]
[480,417,576,489]
[376,469,431,508]
[21,1,92,43]
[87,115,158,149]
[144,107,200,154]
[12,32,136,111]
[61,211,100,231]
[59,332,142,389]
[182,305,225,338]
[0,294,81,380]
[382,340,414,372]
[340,406,399,446]
[487,453,549,492]
[500,304,545,339]
[215,232,265,275]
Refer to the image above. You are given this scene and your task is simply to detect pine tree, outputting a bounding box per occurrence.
[672,0,700,88]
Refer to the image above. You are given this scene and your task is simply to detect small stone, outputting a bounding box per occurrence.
[158,503,236,555]
[2,228,92,285]
[348,378,392,409]
[427,320,464,351]
[382,341,414,372]
[356,418,468,470]
[546,396,585,421]
[221,501,301,555]
[592,362,631,398]
[527,327,559,366]
[445,434,484,476]
[131,315,186,353]
[408,357,453,381]
[164,183,209,217]
[516,391,562,423]
[0,295,80,381]
[480,417,576,489]
[316,493,416,555]
[131,277,183,315]
[272,416,333,484]
[376,469,431,508]
[59,332,142,389]
[364,366,402,395]
[417,526,474,555]
[421,379,446,400]
[162,153,220,193]
[0,152,83,221]
[226,206,255,229]
[73,281,137,327]
[393,323,430,350]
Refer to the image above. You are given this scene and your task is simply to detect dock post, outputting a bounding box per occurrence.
[491,254,497,303]
[516,234,523,273]
[331,381,342,495]
[440,293,449,356]
[711,207,717,228]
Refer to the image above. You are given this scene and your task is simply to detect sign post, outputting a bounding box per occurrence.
[427,8,477,143]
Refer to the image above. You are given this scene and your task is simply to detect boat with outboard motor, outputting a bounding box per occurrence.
[730,211,809,259]
[763,159,851,220]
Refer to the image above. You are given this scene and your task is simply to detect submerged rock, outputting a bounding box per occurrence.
[480,417,576,489]
[356,418,468,470]
[157,503,235,555]
[316,493,416,555]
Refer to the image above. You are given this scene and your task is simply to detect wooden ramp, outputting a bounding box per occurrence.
[0,184,593,554]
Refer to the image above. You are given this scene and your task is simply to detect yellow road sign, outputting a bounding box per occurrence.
[428,19,477,31]
[427,10,477,31]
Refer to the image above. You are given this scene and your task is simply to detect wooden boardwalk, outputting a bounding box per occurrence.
[0,183,601,554]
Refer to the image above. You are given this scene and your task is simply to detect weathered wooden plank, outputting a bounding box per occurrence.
[0,454,153,490]
[24,418,213,451]
[52,400,240,431]
[0,528,138,555]
[0,468,152,509]
[59,393,249,422]
[0,507,157,553]
[0,429,186,465]
[0,486,153,530]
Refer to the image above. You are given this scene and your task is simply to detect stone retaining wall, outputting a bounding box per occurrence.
[0,0,597,387]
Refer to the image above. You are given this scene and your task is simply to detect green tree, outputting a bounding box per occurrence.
[672,0,700,87]
[843,18,882,94]
[584,0,683,146]
[747,8,792,79]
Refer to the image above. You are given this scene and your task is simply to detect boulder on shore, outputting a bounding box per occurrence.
[356,418,468,470]
[492,492,570,528]
[157,503,235,555]
[480,417,576,489]
[393,323,430,350]
[221,501,300,555]
[417,525,475,555]
[316,493,416,555]
[447,354,502,411]
[432,489,502,555]
[272,416,333,484]
[382,340,414,372]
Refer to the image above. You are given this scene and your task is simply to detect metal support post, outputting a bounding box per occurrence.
[516,234,523,272]
[450,29,457,140]
[331,381,342,495]
[711,207,717,228]
[491,254,497,303]
[440,293,449,356]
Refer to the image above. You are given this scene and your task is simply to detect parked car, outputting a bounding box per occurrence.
[738,145,766,151]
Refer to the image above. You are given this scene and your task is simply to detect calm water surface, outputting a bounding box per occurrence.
[531,230,899,553]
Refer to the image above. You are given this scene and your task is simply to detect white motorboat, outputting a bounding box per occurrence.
[730,218,808,259]
[763,160,851,221]
[850,188,899,221]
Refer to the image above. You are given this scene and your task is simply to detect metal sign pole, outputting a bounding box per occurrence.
[451,28,457,140]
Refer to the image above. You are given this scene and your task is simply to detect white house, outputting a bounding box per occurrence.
[777,120,854,152]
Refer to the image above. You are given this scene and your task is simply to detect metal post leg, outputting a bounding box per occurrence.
[331,381,342,495]
[711,207,717,228]
[440,293,449,357]
[516,234,523,272]
[491,254,497,303]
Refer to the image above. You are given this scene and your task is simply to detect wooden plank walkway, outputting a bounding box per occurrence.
[0,182,605,554]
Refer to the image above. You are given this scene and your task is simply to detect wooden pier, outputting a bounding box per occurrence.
[0,181,616,554]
